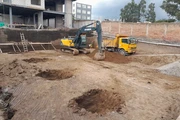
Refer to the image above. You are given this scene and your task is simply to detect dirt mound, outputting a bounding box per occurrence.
[23,58,51,63]
[68,89,125,115]
[0,87,16,120]
[0,59,38,78]
[87,50,130,64]
[36,69,74,80]
[158,60,180,77]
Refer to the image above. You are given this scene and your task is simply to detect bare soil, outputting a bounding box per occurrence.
[23,58,51,63]
[87,49,130,64]
[68,89,124,115]
[0,43,180,120]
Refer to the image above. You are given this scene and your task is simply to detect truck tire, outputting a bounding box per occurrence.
[119,49,128,56]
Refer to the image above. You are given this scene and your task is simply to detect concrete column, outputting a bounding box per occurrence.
[56,1,63,12]
[33,14,36,25]
[9,7,13,28]
[65,0,72,28]
[146,24,149,37]
[55,16,64,28]
[38,11,43,29]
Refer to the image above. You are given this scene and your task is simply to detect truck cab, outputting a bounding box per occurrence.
[118,37,137,55]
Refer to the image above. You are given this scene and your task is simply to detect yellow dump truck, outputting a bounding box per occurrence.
[102,34,137,56]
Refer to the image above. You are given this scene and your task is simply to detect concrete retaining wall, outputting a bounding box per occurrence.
[0,28,79,43]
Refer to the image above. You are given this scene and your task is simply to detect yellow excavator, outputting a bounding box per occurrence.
[60,21,105,61]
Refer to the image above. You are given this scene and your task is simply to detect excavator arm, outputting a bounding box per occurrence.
[73,21,105,60]
[73,21,102,51]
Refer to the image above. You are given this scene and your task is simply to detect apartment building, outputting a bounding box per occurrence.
[72,2,92,20]
[0,0,76,28]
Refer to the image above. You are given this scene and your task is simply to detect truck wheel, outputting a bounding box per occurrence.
[119,49,127,56]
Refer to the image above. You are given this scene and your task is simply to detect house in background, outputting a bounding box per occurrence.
[0,0,76,28]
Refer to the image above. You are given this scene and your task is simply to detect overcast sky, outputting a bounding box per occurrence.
[77,0,168,20]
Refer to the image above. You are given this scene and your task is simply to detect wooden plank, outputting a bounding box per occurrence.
[29,42,53,45]
[51,43,56,50]
[0,48,2,53]
[12,45,16,52]
[41,44,46,50]
[30,44,35,51]
[15,44,21,52]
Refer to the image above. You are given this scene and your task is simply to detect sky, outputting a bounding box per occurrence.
[76,0,168,20]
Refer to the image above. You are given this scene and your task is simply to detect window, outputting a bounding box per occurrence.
[73,4,75,7]
[82,10,86,14]
[82,16,86,20]
[82,4,86,9]
[72,9,75,13]
[87,17,91,20]
[87,6,91,9]
[87,11,91,14]
[77,9,81,13]
[77,15,81,19]
[31,0,41,5]
[122,39,128,44]
[77,3,81,8]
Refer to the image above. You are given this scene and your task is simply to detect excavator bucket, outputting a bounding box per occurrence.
[94,51,105,61]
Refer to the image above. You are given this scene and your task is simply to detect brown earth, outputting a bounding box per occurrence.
[68,89,124,115]
[0,43,180,120]
[36,69,74,80]
[87,49,130,64]
[23,58,51,63]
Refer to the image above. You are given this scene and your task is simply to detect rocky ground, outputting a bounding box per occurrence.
[0,43,180,120]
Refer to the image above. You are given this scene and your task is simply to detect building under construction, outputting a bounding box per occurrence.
[0,0,76,28]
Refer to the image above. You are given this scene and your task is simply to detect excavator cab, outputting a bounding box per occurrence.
[60,21,105,61]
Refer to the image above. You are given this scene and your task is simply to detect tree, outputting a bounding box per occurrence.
[120,0,139,22]
[139,0,146,22]
[146,3,156,22]
[161,0,180,20]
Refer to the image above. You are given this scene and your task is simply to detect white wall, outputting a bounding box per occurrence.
[1,0,45,10]
[12,0,25,6]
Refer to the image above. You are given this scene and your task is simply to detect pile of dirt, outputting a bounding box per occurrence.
[36,69,74,80]
[0,59,38,78]
[23,58,51,63]
[87,50,130,64]
[68,89,125,115]
[158,60,180,77]
[0,87,16,120]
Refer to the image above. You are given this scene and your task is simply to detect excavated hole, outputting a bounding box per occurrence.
[36,69,74,80]
[23,58,51,63]
[68,89,125,115]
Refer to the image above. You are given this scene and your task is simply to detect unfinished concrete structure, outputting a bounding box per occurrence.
[0,0,76,28]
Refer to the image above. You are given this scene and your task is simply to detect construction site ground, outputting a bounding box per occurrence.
[0,43,180,120]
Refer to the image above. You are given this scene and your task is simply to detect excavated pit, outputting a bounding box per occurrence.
[36,69,74,80]
[23,58,51,63]
[68,89,125,115]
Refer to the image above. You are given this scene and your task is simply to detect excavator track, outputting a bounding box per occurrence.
[60,47,91,55]
[60,48,79,55]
